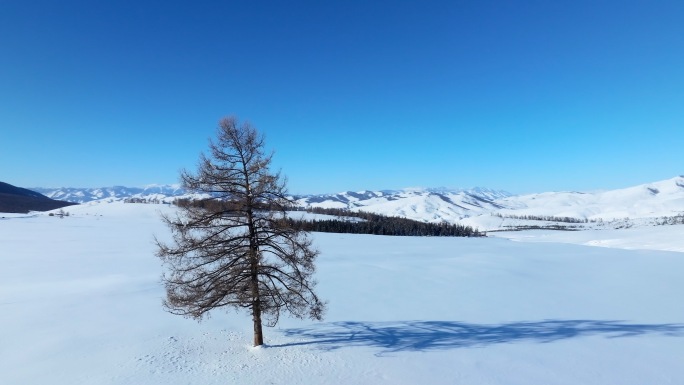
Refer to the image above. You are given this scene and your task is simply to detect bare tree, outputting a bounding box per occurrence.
[156,116,325,346]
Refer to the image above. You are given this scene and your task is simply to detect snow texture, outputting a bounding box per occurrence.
[1,202,683,384]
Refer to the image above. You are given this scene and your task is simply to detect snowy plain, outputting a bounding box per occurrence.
[1,202,683,384]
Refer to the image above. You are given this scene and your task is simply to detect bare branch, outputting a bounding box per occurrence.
[156,116,326,346]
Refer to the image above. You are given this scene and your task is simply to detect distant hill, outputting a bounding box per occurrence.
[0,182,77,213]
[26,176,684,230]
[294,187,512,223]
[491,175,684,220]
[32,184,193,204]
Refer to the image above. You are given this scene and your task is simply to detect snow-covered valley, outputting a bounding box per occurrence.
[1,202,683,384]
[31,176,684,233]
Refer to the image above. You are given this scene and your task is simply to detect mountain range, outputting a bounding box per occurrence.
[31,184,189,204]
[18,176,684,230]
[293,187,511,223]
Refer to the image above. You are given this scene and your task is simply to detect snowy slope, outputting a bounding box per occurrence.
[494,175,684,220]
[28,176,684,229]
[295,187,510,223]
[1,203,683,384]
[31,185,513,222]
[295,176,684,226]
[493,225,684,253]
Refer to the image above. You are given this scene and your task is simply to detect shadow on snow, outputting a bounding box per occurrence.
[275,320,683,354]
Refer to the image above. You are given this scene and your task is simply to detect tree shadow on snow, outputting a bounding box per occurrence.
[275,320,683,354]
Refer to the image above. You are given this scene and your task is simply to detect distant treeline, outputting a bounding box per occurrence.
[495,212,684,227]
[172,199,483,237]
[494,213,593,224]
[124,197,166,204]
[291,207,484,237]
[654,213,684,226]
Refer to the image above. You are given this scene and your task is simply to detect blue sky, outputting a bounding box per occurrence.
[1,1,682,195]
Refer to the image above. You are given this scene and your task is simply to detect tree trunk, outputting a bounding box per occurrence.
[245,192,264,346]
[252,296,264,346]
[250,238,264,346]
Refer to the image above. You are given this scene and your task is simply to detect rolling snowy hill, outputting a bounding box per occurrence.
[27,176,684,229]
[293,177,684,228]
[294,187,511,223]
[296,177,684,228]
[494,175,684,220]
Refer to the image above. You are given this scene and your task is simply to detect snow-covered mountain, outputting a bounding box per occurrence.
[294,188,511,223]
[29,176,684,229]
[33,185,512,214]
[495,175,684,220]
[32,184,191,204]
[458,176,684,231]
[297,177,684,225]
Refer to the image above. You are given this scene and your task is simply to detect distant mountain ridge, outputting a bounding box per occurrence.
[33,185,511,205]
[294,188,512,223]
[32,185,188,204]
[294,177,684,226]
[27,176,684,228]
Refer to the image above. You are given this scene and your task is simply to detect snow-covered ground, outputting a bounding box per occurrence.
[492,225,684,253]
[1,202,683,384]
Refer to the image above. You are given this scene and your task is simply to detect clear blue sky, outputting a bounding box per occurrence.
[1,0,682,195]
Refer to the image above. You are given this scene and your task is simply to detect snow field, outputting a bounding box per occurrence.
[1,202,683,384]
